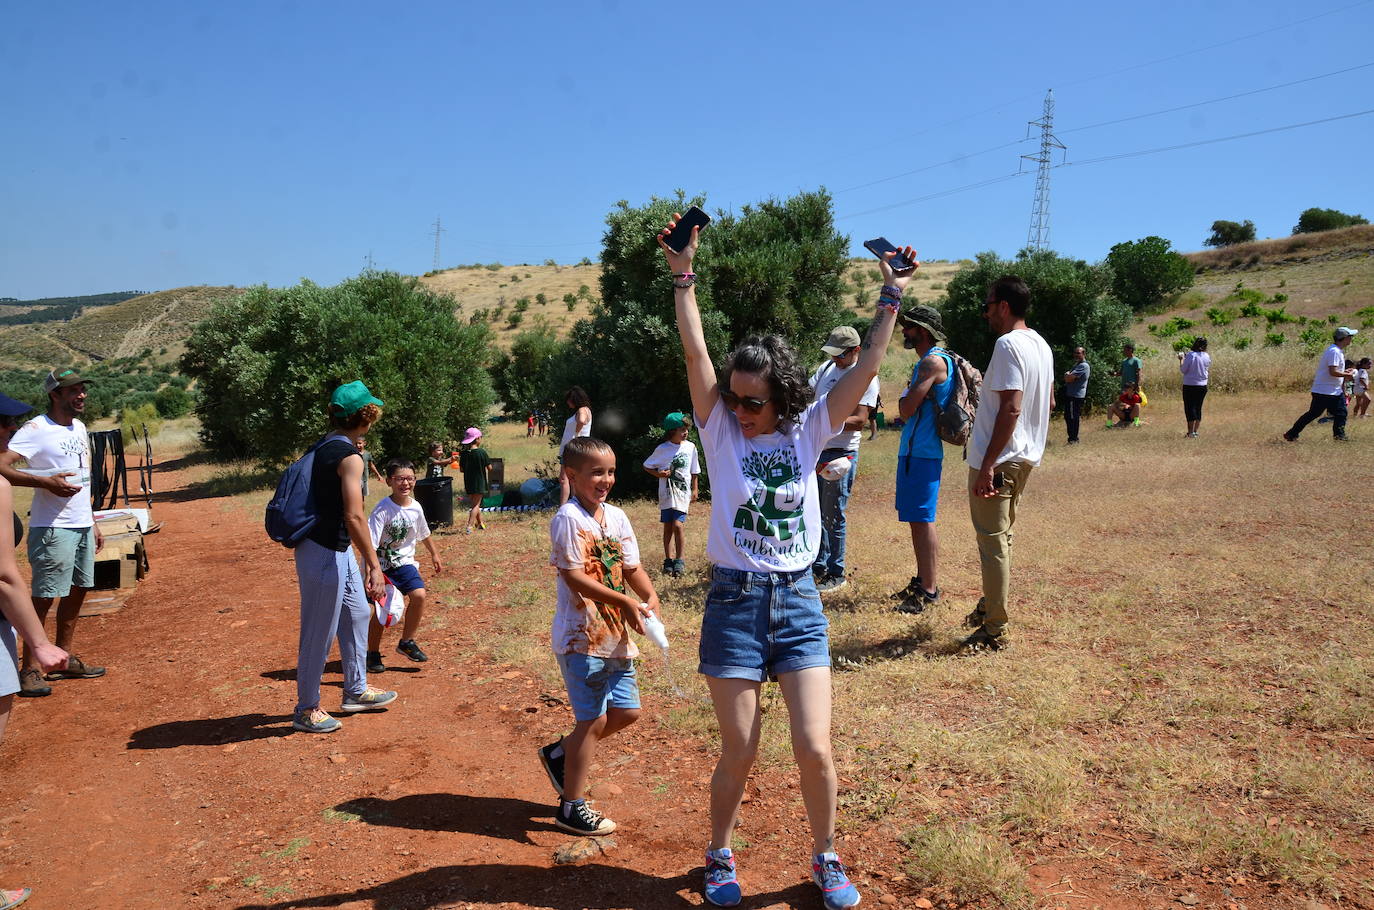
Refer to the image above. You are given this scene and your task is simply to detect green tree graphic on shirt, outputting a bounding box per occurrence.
[667,452,689,495]
[733,448,807,543]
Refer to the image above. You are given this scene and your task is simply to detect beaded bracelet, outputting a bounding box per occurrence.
[880,285,903,299]
[673,272,697,289]
[877,296,901,314]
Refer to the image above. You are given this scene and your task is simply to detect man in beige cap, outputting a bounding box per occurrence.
[809,326,880,593]
[0,368,107,696]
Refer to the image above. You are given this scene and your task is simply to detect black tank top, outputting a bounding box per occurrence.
[307,437,360,551]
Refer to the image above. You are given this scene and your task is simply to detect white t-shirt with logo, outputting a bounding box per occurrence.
[643,439,700,513]
[368,497,431,571]
[9,415,93,529]
[809,361,879,451]
[967,328,1054,469]
[549,499,642,659]
[1312,344,1346,395]
[696,396,841,573]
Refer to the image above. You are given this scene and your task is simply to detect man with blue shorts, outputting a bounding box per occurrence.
[0,369,107,697]
[891,306,954,615]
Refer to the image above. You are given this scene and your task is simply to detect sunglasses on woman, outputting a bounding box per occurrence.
[720,390,771,414]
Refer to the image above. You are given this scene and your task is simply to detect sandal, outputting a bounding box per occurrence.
[1,887,31,909]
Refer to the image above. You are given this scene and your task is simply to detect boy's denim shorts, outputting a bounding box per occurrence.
[383,563,425,595]
[698,566,831,682]
[555,652,641,722]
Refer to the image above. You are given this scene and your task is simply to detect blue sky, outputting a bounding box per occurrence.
[3,0,1372,298]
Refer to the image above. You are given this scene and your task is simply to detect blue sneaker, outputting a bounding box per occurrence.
[812,852,860,909]
[704,847,741,907]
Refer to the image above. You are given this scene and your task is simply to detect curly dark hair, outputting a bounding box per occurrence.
[721,334,814,427]
[328,402,382,430]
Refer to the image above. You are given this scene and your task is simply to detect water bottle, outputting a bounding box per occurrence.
[640,606,669,651]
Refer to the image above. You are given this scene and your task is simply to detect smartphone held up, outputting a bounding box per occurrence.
[661,206,711,254]
[863,236,916,273]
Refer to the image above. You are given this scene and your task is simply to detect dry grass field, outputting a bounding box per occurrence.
[468,390,1374,907]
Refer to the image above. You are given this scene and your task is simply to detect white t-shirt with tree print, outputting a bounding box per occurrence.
[643,439,700,513]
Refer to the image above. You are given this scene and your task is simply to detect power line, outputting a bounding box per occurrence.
[1059,61,1374,135]
[1055,108,1374,168]
[836,172,1027,221]
[832,138,1031,195]
[1023,91,1066,252]
[1054,0,1374,90]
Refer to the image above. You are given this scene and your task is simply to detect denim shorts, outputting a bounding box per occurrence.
[698,566,831,682]
[383,563,425,595]
[555,652,641,722]
[660,508,687,524]
[28,526,96,598]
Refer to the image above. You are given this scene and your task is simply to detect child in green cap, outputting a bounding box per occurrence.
[642,412,700,577]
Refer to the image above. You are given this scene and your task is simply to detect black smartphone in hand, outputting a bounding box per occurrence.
[662,206,711,254]
[863,237,916,273]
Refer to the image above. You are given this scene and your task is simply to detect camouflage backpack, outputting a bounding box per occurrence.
[932,350,983,447]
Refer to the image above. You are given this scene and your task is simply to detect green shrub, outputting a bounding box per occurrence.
[577,257,592,266]
[1229,287,1267,307]
[1264,307,1297,327]
[1298,327,1328,355]
[1172,336,1197,352]
[1239,301,1264,318]
[1328,314,1340,325]
[1292,207,1368,234]
[1233,336,1252,350]
[1154,316,1194,338]
[484,262,502,271]
[1355,306,1374,319]
[506,311,523,327]
[1206,307,1237,326]
[119,402,162,444]
[1271,293,1288,304]
[490,325,564,416]
[1205,219,1256,247]
[514,297,530,312]
[181,271,494,463]
[152,385,193,419]
[535,293,547,307]
[1265,332,1286,347]
[1105,235,1195,312]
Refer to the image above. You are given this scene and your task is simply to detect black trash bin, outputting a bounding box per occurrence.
[414,476,453,528]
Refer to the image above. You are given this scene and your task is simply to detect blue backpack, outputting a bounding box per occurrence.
[264,437,327,548]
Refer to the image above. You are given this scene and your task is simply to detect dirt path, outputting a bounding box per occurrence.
[0,461,918,910]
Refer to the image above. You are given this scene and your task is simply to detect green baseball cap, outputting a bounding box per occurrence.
[662,411,688,431]
[330,380,384,416]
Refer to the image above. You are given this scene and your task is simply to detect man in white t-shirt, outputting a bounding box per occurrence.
[1283,328,1357,442]
[963,277,1054,651]
[0,369,107,696]
[809,326,880,593]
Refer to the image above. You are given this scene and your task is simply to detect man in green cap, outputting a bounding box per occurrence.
[643,411,700,577]
[889,307,954,615]
[0,368,107,696]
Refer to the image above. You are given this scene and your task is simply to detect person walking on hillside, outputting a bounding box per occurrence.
[1061,346,1090,445]
[1283,328,1358,443]
[1113,343,1142,391]
[1178,337,1211,438]
[963,277,1054,652]
[809,325,880,593]
[0,368,107,697]
[558,387,593,505]
[291,381,398,734]
[889,305,952,615]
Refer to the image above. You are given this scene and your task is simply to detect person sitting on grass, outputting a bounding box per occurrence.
[365,458,443,673]
[1106,382,1143,428]
[537,436,661,837]
[657,213,904,909]
[458,427,490,533]
[642,411,700,578]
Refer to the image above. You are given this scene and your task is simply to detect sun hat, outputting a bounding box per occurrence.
[662,411,687,431]
[42,367,92,394]
[820,326,862,357]
[1335,327,1359,341]
[0,393,34,419]
[373,578,404,628]
[330,380,384,416]
[896,304,947,344]
[461,427,482,445]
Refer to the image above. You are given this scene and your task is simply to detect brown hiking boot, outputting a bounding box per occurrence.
[960,626,1007,653]
[18,668,51,697]
[44,655,106,680]
[962,597,987,630]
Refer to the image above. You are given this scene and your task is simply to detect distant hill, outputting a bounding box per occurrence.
[0,286,242,368]
[418,258,964,351]
[0,290,144,328]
